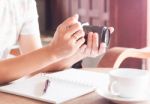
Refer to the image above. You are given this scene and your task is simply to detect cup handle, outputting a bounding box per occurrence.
[108,81,119,96]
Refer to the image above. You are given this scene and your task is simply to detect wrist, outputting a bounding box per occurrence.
[44,45,62,62]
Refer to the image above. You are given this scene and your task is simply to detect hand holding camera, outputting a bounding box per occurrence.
[82,24,113,47]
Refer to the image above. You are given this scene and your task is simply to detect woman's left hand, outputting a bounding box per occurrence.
[78,26,114,58]
[78,32,107,58]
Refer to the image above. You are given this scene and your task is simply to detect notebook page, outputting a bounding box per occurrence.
[40,78,94,103]
[0,71,95,104]
[49,68,109,89]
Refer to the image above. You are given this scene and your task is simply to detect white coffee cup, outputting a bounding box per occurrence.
[108,68,150,98]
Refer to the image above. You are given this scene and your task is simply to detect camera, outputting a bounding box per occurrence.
[83,25,111,47]
[72,25,111,68]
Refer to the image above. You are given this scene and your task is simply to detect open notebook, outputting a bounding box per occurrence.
[0,68,109,104]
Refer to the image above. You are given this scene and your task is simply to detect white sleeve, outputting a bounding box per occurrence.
[20,0,40,36]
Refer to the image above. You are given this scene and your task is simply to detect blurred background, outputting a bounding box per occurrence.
[36,0,150,69]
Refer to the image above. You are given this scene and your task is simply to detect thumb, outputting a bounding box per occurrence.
[108,27,114,34]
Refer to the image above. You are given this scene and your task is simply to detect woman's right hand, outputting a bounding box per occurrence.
[48,14,85,59]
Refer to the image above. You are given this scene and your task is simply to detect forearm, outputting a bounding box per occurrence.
[39,53,85,73]
[0,46,61,84]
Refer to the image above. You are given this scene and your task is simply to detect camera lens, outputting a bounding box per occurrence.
[101,27,110,46]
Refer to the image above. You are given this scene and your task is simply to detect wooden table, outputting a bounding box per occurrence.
[0,68,148,104]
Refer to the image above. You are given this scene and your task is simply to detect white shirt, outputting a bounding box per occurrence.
[0,0,40,59]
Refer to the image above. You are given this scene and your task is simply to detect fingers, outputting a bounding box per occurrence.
[83,32,94,56]
[83,32,107,57]
[91,33,99,55]
[70,28,85,49]
[87,32,93,50]
[75,38,85,49]
[92,33,99,50]
[66,22,83,37]
[61,14,79,28]
[108,27,114,34]
[79,44,87,53]
[98,42,107,54]
[86,32,99,54]
[57,14,83,40]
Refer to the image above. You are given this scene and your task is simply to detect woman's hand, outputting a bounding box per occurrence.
[49,14,85,59]
[70,32,106,59]
[76,27,114,58]
[39,27,114,71]
[79,27,114,58]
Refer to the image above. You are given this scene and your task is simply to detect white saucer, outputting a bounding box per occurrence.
[96,88,150,104]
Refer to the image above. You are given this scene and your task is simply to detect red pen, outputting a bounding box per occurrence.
[43,79,50,94]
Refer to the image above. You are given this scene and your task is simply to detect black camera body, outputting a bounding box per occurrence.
[83,25,111,47]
